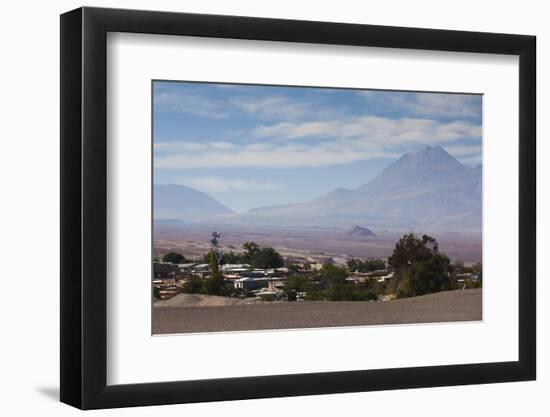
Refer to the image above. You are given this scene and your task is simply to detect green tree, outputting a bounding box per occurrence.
[396,254,455,298]
[388,233,458,298]
[202,272,226,295]
[388,233,438,271]
[199,250,227,295]
[321,264,348,286]
[251,247,284,269]
[220,251,244,264]
[182,276,202,294]
[241,242,284,269]
[207,250,218,273]
[347,258,358,272]
[162,252,187,264]
[320,264,350,301]
[284,274,313,292]
[242,242,260,262]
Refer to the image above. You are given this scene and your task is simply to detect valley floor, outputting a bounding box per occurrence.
[152,288,482,334]
[154,224,483,264]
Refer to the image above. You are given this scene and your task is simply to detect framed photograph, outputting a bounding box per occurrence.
[60,6,536,409]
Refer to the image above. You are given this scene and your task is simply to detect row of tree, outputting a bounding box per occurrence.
[218,242,284,269]
[159,242,285,270]
[346,258,386,273]
[284,264,378,301]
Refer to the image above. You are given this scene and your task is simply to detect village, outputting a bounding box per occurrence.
[154,259,395,301]
[153,232,481,303]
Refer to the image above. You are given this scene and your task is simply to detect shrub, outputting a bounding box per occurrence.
[162,252,187,264]
[284,275,313,292]
[182,276,202,294]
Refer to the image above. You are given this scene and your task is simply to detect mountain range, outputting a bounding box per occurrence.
[154,146,482,233]
[154,184,234,221]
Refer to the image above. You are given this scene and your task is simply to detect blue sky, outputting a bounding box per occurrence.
[153,81,482,212]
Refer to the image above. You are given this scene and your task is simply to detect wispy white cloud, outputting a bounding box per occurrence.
[444,144,482,157]
[154,141,235,152]
[154,141,205,151]
[154,91,228,119]
[154,85,481,170]
[155,141,400,169]
[252,116,481,145]
[155,88,321,122]
[229,95,315,121]
[155,113,481,170]
[182,176,282,192]
[359,91,482,119]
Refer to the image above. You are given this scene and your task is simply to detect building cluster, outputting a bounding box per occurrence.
[153,259,393,301]
[153,261,291,300]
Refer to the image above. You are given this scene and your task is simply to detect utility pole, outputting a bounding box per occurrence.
[210,231,222,268]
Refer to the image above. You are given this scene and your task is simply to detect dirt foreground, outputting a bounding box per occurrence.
[153,289,482,334]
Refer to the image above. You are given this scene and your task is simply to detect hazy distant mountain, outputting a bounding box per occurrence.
[154,184,233,221]
[348,226,376,237]
[339,146,482,231]
[220,146,481,233]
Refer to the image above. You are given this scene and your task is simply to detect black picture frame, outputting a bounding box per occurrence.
[60,6,536,410]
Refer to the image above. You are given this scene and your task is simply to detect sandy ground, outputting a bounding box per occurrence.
[153,289,482,334]
[154,224,482,263]
[154,293,261,307]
